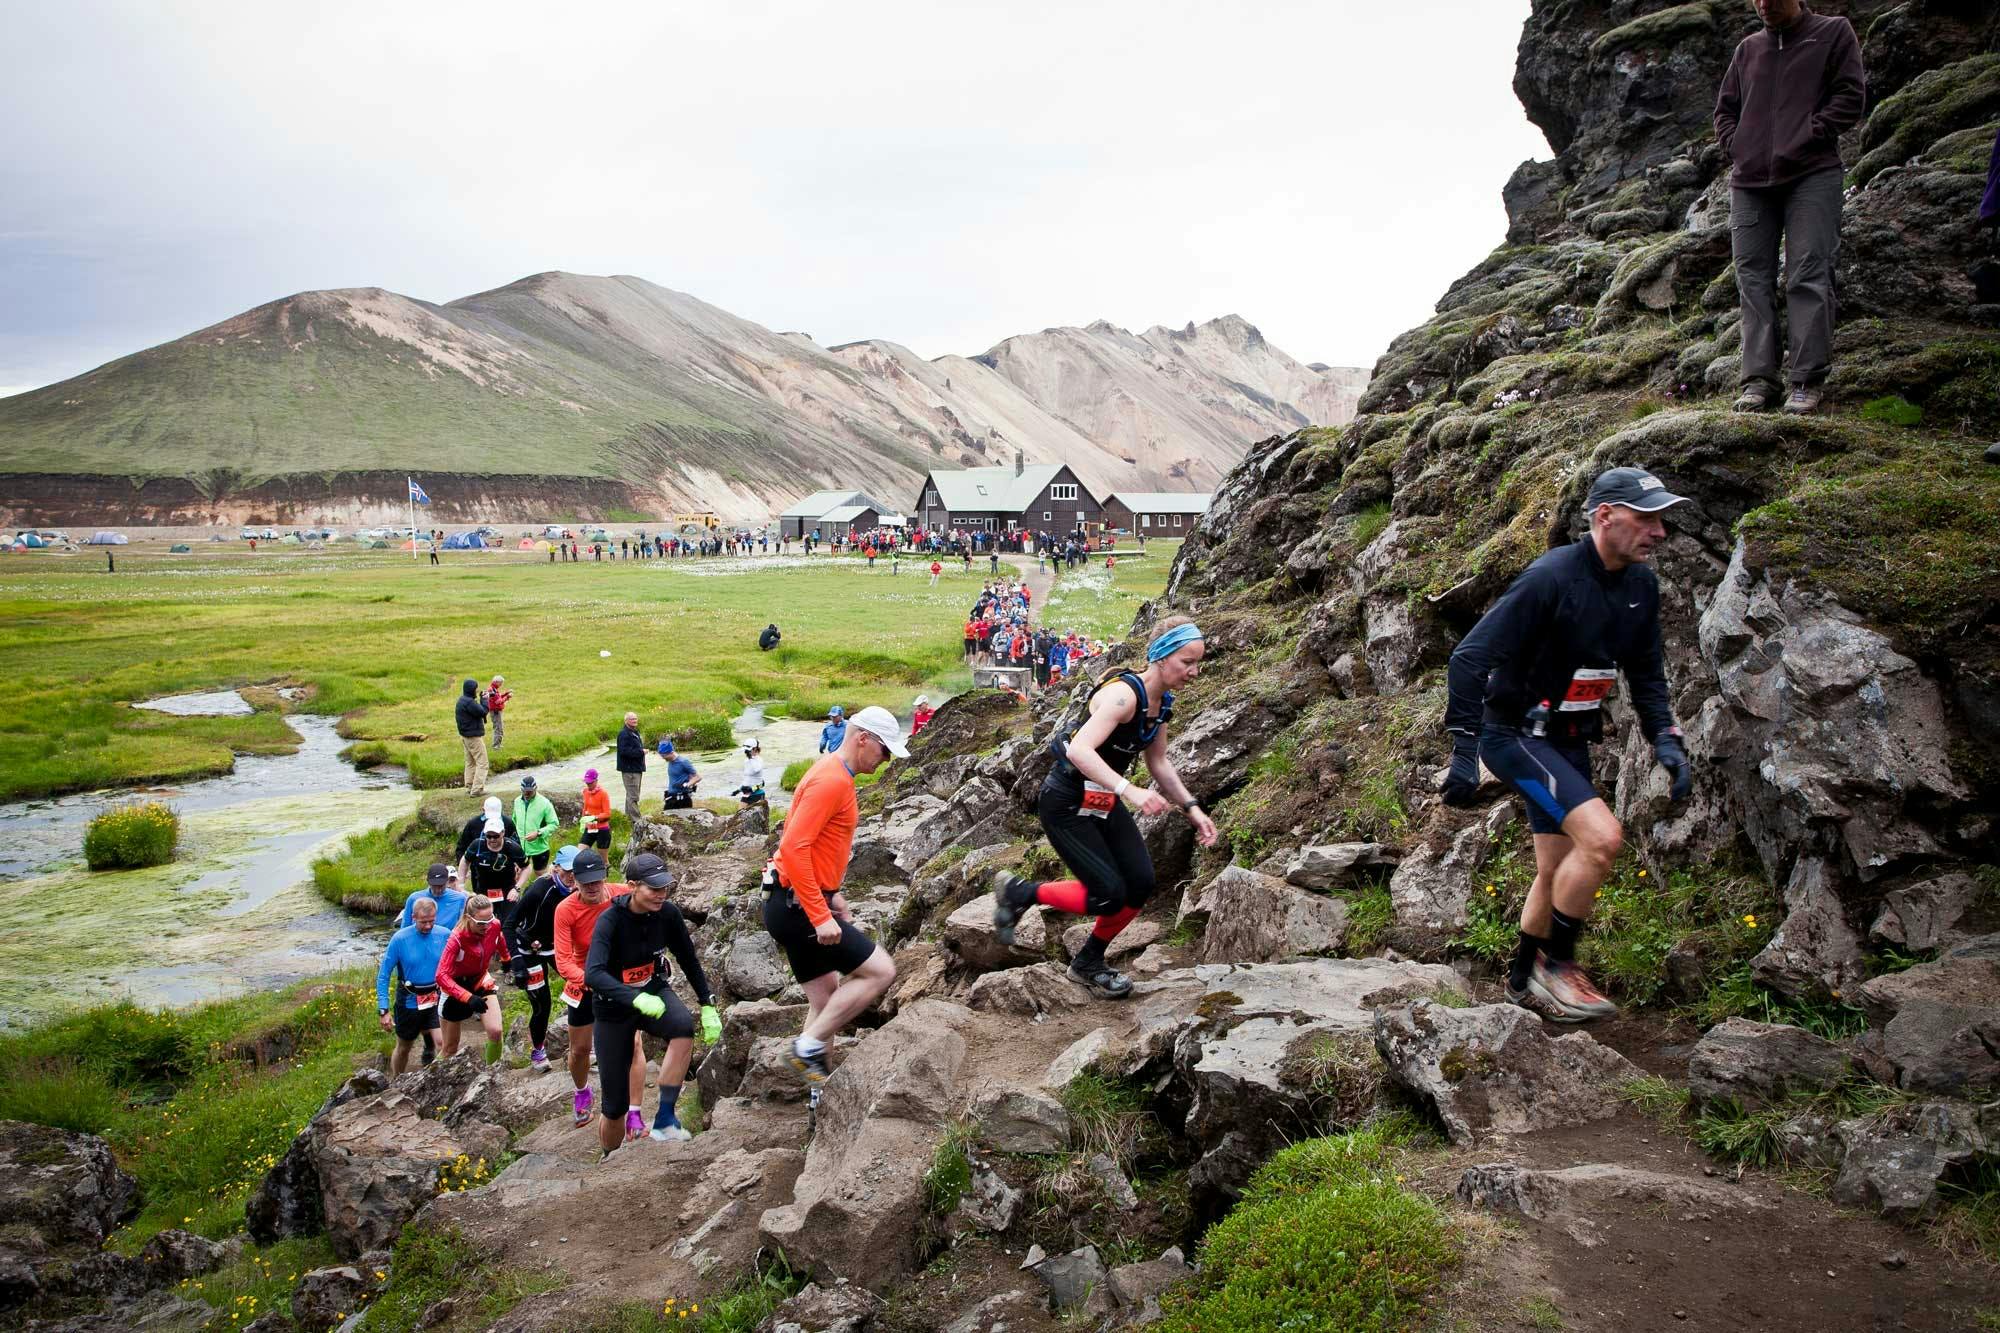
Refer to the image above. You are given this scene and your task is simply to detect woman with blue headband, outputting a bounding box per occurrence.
[991,614,1220,998]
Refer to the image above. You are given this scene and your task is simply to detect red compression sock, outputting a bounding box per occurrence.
[1034,880,1088,914]
[1091,907,1139,942]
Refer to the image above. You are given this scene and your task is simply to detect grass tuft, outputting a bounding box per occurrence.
[83,801,179,870]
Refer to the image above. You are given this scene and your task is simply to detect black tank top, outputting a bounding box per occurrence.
[1046,671,1174,783]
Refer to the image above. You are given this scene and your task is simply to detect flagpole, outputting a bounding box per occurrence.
[410,478,418,564]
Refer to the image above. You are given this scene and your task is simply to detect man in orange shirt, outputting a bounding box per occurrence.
[765,705,905,1084]
[552,848,646,1136]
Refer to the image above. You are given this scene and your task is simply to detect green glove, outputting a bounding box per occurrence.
[700,1004,722,1045]
[632,992,665,1019]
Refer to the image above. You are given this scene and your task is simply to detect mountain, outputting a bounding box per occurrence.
[0,272,1366,524]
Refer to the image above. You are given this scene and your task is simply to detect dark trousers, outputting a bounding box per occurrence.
[1732,167,1843,388]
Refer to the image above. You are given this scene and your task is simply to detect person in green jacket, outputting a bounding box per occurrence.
[513,774,562,872]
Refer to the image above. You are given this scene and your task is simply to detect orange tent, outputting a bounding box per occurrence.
[518,538,536,550]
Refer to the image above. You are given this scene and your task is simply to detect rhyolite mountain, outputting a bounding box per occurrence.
[0,273,1365,525]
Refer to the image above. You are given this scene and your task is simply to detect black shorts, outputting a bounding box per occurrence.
[763,890,877,984]
[662,791,694,810]
[581,828,611,849]
[529,850,551,871]
[393,986,441,1039]
[1478,728,1596,836]
[442,987,494,1023]
[593,991,694,1119]
[563,986,597,1027]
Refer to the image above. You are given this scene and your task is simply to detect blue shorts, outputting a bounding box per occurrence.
[1478,729,1598,836]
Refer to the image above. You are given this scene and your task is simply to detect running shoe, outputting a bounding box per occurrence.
[648,1123,692,1142]
[1528,957,1619,1022]
[624,1108,645,1141]
[530,1046,548,1070]
[990,873,1034,946]
[1067,959,1134,1000]
[572,1088,594,1127]
[789,1041,831,1084]
[1505,978,1569,1022]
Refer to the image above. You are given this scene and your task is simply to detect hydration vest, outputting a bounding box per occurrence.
[1048,670,1174,779]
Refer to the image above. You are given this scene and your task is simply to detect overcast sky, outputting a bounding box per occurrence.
[0,0,1547,396]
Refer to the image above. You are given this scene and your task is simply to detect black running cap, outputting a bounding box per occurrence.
[1586,466,1690,514]
[626,852,674,889]
[570,848,609,884]
[426,862,449,886]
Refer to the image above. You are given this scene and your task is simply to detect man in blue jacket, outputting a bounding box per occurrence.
[616,711,646,820]
[818,705,846,754]
[660,740,701,809]
[1442,467,1693,1023]
[378,894,451,1074]
[456,679,490,793]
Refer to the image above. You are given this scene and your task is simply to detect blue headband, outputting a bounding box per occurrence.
[1147,623,1205,662]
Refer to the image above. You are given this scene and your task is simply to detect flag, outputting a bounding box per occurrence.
[408,478,431,505]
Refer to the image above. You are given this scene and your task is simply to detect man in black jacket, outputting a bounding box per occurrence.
[583,853,722,1153]
[759,623,781,651]
[1442,467,1694,1023]
[1714,0,1866,415]
[615,712,646,821]
[452,796,517,868]
[508,844,578,1071]
[456,678,490,794]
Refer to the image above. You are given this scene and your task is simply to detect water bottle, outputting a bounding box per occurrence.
[1526,699,1551,739]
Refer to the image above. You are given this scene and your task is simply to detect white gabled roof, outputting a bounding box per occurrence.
[1109,491,1213,513]
[780,488,894,519]
[925,464,1068,513]
[820,505,872,523]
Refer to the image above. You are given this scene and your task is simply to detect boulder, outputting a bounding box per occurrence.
[245,1128,321,1244]
[951,1161,1022,1233]
[1084,1154,1138,1211]
[1869,871,1989,954]
[1686,1018,1852,1110]
[1456,1162,1773,1247]
[1029,1245,1107,1312]
[1390,806,1513,934]
[759,1000,971,1291]
[1158,691,1290,803]
[739,1034,859,1104]
[314,1090,503,1259]
[765,1279,882,1333]
[942,1289,1040,1333]
[1855,935,2000,1096]
[291,1264,378,1330]
[967,962,1091,1018]
[969,1085,1070,1154]
[723,932,793,1000]
[0,1121,139,1248]
[1373,1000,1641,1146]
[942,893,1049,970]
[1043,1028,1114,1091]
[1750,856,1867,1004]
[1831,1100,1998,1220]
[849,779,1006,877]
[697,1000,808,1107]
[135,1230,228,1284]
[1060,918,1162,963]
[1259,842,1399,890]
[1189,865,1348,963]
[877,940,952,1018]
[1105,1248,1189,1313]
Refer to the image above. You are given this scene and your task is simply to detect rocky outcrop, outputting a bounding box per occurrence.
[1855,935,2000,1097]
[1830,1099,1999,1220]
[1458,1161,1773,1248]
[1181,865,1349,963]
[1686,1018,1851,1111]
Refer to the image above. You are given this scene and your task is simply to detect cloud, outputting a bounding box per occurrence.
[0,0,1547,389]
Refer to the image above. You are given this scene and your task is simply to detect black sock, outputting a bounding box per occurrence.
[1509,933,1543,991]
[1073,935,1107,970]
[1546,908,1585,963]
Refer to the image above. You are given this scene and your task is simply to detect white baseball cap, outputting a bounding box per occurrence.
[483,816,504,834]
[483,796,502,818]
[848,705,909,758]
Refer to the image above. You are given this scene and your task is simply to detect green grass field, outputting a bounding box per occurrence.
[1037,542,1180,642]
[0,545,1012,801]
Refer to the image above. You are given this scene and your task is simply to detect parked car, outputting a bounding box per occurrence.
[239,527,279,541]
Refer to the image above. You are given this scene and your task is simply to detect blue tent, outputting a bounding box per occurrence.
[441,532,487,550]
[17,533,44,548]
[87,532,129,545]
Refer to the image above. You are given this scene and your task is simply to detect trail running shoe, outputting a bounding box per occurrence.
[530,1046,548,1070]
[1506,978,1569,1022]
[1528,957,1618,1023]
[572,1088,593,1127]
[789,1041,831,1084]
[624,1109,645,1141]
[648,1123,692,1142]
[991,873,1035,946]
[1067,959,1134,1000]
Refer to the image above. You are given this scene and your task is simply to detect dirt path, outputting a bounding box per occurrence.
[1001,553,1053,624]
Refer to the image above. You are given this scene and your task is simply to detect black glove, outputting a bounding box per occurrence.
[508,959,529,989]
[1654,730,1692,802]
[1441,732,1482,808]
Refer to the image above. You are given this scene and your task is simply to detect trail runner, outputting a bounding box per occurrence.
[436,894,511,1063]
[376,895,448,1074]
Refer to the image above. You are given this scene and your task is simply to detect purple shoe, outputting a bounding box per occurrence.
[530,1046,548,1070]
[625,1108,645,1141]
[572,1088,593,1127]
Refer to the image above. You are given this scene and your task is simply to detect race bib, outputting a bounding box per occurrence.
[621,962,655,985]
[1079,782,1117,820]
[1558,668,1617,712]
[411,989,438,1012]
[562,982,583,1009]
[485,887,507,901]
[525,965,546,991]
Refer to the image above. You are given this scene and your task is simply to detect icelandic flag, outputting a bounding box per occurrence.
[408,478,431,505]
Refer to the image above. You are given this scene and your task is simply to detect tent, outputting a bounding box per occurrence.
[441,532,486,550]
[16,533,45,548]
[169,544,191,553]
[517,537,536,550]
[367,539,389,549]
[279,533,303,545]
[86,532,129,545]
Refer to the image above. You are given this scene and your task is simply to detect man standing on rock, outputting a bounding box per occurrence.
[1715,0,1866,415]
[583,852,722,1150]
[1441,466,1694,1023]
[456,678,490,793]
[616,712,647,821]
[377,895,448,1074]
[992,616,1218,999]
[509,844,579,1071]
[766,706,905,1083]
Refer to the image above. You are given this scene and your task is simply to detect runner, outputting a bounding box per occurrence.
[552,848,642,1130]
[509,843,580,1070]
[376,895,448,1074]
[579,768,613,851]
[453,795,516,867]
[660,740,700,810]
[1442,465,1692,1022]
[459,816,530,924]
[512,774,560,872]
[992,616,1219,999]
[765,706,905,1083]
[399,861,468,932]
[436,894,511,1064]
[583,852,722,1151]
[818,705,846,755]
